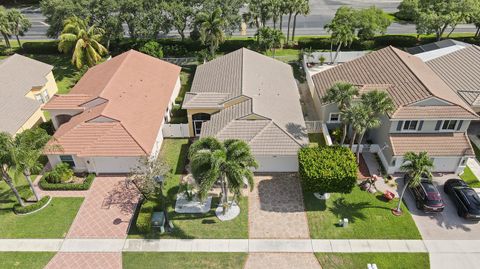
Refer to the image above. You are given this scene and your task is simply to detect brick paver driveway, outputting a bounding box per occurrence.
[245,253,321,269]
[46,176,140,269]
[249,173,310,239]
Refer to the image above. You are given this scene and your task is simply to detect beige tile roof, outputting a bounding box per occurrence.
[0,54,53,134]
[187,48,307,152]
[311,46,477,119]
[426,46,480,106]
[182,92,230,109]
[46,50,181,156]
[392,106,476,119]
[389,132,474,156]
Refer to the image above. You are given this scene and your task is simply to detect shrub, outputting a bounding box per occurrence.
[298,145,357,194]
[40,173,95,190]
[21,41,60,54]
[171,104,187,117]
[175,96,184,104]
[373,35,418,48]
[13,195,51,214]
[45,162,73,183]
[39,120,55,135]
[139,41,164,58]
[135,200,161,233]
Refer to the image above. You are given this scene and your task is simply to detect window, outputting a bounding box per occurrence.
[34,93,44,103]
[403,120,418,131]
[442,120,457,130]
[329,113,341,123]
[42,90,50,102]
[34,90,50,104]
[59,155,75,168]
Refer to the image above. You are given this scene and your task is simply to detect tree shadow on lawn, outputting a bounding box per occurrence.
[175,142,190,175]
[329,197,370,224]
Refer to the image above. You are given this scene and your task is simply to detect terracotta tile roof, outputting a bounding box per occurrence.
[43,94,91,110]
[392,106,477,119]
[312,46,477,119]
[426,46,480,106]
[389,132,474,156]
[46,50,181,157]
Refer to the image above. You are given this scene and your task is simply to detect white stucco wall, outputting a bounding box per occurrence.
[255,155,299,172]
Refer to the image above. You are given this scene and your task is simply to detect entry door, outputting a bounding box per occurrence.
[193,120,204,136]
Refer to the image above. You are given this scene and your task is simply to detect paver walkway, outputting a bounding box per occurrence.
[45,176,140,269]
[248,174,320,268]
[249,174,310,239]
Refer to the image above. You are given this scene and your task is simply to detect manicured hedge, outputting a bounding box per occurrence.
[21,41,61,54]
[39,173,95,191]
[13,195,51,214]
[297,35,419,50]
[298,145,357,194]
[135,199,162,233]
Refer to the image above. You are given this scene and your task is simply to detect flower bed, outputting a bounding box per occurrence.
[39,173,95,191]
[13,196,52,215]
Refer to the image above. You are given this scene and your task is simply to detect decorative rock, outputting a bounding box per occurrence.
[175,193,212,214]
[215,201,240,221]
[314,192,330,200]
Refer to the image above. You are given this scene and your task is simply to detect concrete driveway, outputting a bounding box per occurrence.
[401,174,480,240]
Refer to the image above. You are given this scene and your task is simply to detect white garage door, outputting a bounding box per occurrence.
[92,157,141,174]
[432,157,461,173]
[255,155,298,172]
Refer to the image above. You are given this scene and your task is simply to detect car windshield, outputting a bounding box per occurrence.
[464,189,480,207]
[421,182,442,201]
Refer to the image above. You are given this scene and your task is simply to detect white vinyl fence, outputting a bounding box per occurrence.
[162,123,190,138]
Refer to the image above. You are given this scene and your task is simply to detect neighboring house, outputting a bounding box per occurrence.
[43,50,181,174]
[406,39,471,61]
[182,48,307,172]
[0,54,58,135]
[310,46,478,174]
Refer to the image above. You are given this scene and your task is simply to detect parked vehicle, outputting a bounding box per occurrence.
[444,178,480,220]
[404,174,445,213]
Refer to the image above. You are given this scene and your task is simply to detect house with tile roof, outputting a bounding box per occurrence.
[43,50,181,174]
[182,48,307,172]
[310,46,478,174]
[0,54,58,135]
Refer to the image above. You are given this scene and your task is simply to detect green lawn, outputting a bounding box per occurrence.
[0,252,56,269]
[460,166,480,188]
[315,253,429,269]
[304,187,421,239]
[308,133,326,147]
[0,175,83,238]
[128,139,249,239]
[123,252,247,269]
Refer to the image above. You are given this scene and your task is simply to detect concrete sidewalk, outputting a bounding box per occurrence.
[2,238,480,254]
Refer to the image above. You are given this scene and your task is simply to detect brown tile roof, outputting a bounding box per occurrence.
[43,94,91,110]
[311,46,477,119]
[389,132,474,156]
[46,50,181,156]
[426,46,480,106]
[392,106,477,119]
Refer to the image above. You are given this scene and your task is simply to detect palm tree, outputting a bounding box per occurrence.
[322,82,359,145]
[291,0,310,42]
[0,132,25,207]
[0,6,12,48]
[58,16,108,69]
[13,128,52,202]
[196,8,226,58]
[6,9,31,48]
[393,152,434,215]
[189,137,258,215]
[256,27,284,57]
[350,104,380,163]
[361,90,395,117]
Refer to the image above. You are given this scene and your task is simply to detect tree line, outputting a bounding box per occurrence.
[0,6,31,47]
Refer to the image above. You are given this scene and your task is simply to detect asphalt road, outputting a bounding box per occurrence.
[18,0,477,40]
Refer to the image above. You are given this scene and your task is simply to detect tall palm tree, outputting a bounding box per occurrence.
[291,0,310,42]
[394,152,434,215]
[6,9,31,48]
[189,137,258,215]
[352,105,380,163]
[322,82,359,145]
[13,128,53,202]
[0,6,12,48]
[196,8,226,58]
[0,132,25,207]
[361,90,395,117]
[58,16,108,69]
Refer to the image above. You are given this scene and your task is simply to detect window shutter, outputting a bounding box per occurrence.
[418,120,424,131]
[396,121,403,131]
[456,120,464,131]
[435,120,442,131]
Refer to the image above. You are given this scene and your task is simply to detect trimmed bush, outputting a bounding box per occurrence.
[13,195,51,214]
[298,145,357,194]
[135,200,162,233]
[39,173,95,191]
[139,41,164,58]
[45,163,74,183]
[175,96,184,104]
[373,35,418,48]
[39,120,55,135]
[21,41,60,54]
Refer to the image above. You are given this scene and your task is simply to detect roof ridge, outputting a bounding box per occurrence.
[118,122,148,155]
[246,120,275,143]
[97,50,132,102]
[240,48,245,97]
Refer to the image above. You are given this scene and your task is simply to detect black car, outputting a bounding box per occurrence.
[444,178,480,220]
[404,175,445,213]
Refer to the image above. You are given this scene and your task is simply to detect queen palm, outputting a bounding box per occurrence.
[394,152,434,215]
[351,104,380,163]
[196,8,226,58]
[6,9,31,48]
[322,82,359,145]
[189,137,258,215]
[0,6,12,48]
[361,90,395,117]
[58,16,108,69]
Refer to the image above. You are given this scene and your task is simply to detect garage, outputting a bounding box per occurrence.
[255,155,299,172]
[90,157,141,174]
[432,157,463,173]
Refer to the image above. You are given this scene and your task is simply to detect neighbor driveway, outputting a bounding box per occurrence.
[401,174,480,240]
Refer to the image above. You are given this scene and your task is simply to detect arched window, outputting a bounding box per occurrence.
[192,113,211,136]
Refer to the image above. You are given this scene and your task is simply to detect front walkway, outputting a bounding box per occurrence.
[244,253,321,269]
[45,176,140,269]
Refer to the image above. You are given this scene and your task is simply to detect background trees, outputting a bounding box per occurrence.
[0,6,31,48]
[196,7,226,58]
[256,26,284,57]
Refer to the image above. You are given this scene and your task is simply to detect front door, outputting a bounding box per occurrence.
[193,120,204,136]
[192,113,211,137]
